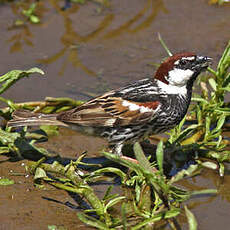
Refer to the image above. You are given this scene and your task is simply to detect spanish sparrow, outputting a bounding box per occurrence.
[8,52,212,156]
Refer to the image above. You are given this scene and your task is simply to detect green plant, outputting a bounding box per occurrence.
[22,2,40,24]
[0,39,229,229]
[27,143,216,229]
[168,41,230,176]
[209,0,230,5]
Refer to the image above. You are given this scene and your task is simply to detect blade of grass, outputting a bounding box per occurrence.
[133,142,157,173]
[158,33,172,56]
[156,140,164,175]
[77,213,110,230]
[131,208,180,230]
[0,68,44,94]
[184,205,197,230]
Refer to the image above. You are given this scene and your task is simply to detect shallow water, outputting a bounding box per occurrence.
[0,0,230,229]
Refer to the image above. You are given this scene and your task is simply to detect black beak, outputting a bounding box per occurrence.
[196,56,212,69]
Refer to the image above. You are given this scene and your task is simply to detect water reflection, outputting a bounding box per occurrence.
[176,167,230,204]
[7,0,48,52]
[6,0,166,76]
[104,0,167,39]
[7,25,33,53]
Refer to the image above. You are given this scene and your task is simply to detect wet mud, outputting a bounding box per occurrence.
[0,0,230,229]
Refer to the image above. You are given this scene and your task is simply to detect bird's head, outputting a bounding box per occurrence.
[155,52,212,87]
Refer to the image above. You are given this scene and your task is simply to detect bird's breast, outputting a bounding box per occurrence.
[150,94,190,132]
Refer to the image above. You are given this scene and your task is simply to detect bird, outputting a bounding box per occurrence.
[8,52,212,158]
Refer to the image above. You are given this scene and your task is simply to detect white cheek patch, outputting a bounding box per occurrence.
[157,80,187,95]
[168,68,194,86]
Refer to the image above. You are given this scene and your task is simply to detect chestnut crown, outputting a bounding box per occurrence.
[155,52,212,87]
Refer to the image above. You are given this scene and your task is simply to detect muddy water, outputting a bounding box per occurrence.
[0,0,230,229]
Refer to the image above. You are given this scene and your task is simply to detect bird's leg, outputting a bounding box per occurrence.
[113,143,123,156]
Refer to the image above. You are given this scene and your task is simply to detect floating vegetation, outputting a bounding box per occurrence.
[0,40,229,229]
[21,2,40,23]
[209,0,230,5]
[1,0,111,26]
[0,178,15,186]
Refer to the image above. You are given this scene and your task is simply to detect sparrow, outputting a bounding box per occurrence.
[8,52,212,157]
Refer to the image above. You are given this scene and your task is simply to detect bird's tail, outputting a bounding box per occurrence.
[8,110,67,127]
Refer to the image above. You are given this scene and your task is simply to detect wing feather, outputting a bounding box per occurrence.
[57,91,161,127]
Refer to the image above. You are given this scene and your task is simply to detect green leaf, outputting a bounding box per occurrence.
[77,213,110,230]
[169,186,191,201]
[0,68,44,95]
[215,114,226,131]
[70,0,86,3]
[47,225,67,230]
[47,225,56,230]
[191,97,208,104]
[175,124,201,143]
[156,140,164,174]
[200,161,218,170]
[131,208,180,230]
[170,164,199,184]
[217,40,230,77]
[121,203,127,230]
[14,19,24,26]
[103,185,113,201]
[0,178,15,186]
[135,182,141,202]
[216,135,223,148]
[219,86,230,92]
[219,162,225,177]
[214,108,230,115]
[184,205,197,230]
[34,167,47,180]
[104,196,126,212]
[207,67,218,76]
[190,189,217,197]
[40,125,59,137]
[90,167,126,183]
[0,147,10,154]
[223,72,230,87]
[208,78,217,91]
[22,3,37,17]
[178,116,186,132]
[30,15,40,24]
[102,151,144,176]
[204,116,211,140]
[0,128,20,146]
[133,142,153,173]
[158,33,172,56]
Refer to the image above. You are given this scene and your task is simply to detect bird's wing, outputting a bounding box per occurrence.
[57,84,162,127]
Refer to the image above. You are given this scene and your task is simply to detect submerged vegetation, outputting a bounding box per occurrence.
[0,40,229,229]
